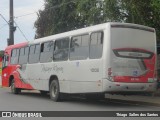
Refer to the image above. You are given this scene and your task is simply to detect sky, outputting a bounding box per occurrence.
[0,0,44,50]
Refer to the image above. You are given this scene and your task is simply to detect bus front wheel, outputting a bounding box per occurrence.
[11,80,21,94]
[49,80,61,102]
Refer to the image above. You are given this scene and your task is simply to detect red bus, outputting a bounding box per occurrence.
[2,42,33,93]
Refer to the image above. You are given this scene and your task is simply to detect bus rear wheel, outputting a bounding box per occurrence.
[49,80,61,102]
[11,80,21,94]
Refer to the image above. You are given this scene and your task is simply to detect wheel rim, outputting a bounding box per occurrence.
[51,83,58,98]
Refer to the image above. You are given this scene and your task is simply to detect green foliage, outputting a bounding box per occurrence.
[35,0,80,38]
[34,0,160,40]
[119,0,160,40]
[76,0,103,25]
[151,0,160,40]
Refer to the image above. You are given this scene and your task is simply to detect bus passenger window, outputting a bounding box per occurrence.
[70,34,89,60]
[29,44,40,64]
[40,41,54,63]
[19,47,29,64]
[11,49,19,64]
[89,32,103,59]
[53,38,69,61]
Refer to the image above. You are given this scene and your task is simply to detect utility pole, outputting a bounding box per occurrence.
[8,0,16,46]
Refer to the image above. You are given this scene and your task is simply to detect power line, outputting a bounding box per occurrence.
[0,14,28,41]
[14,4,45,19]
[0,14,9,25]
[14,12,36,19]
[1,1,77,42]
[2,1,77,21]
[14,1,77,19]
[14,21,29,41]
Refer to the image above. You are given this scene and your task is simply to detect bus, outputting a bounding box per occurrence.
[0,57,2,75]
[2,22,157,101]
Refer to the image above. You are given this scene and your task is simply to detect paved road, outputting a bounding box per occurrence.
[0,87,160,111]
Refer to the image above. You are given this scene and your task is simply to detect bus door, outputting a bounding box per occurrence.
[2,54,10,87]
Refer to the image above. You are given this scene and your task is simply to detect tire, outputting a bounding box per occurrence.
[11,80,21,94]
[49,80,61,102]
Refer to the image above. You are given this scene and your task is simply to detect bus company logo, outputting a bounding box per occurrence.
[2,112,11,117]
[133,70,138,77]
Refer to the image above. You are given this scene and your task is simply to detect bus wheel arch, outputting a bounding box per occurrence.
[9,75,14,87]
[9,75,21,94]
[49,75,58,88]
[49,75,62,102]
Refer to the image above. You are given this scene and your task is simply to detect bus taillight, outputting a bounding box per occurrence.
[108,68,114,81]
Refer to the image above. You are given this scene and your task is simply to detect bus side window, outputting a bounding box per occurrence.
[29,44,40,64]
[70,34,89,60]
[89,31,103,59]
[11,49,19,64]
[53,38,69,61]
[40,41,54,63]
[19,47,29,64]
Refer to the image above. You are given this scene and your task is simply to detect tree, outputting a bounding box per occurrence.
[34,0,160,40]
[76,0,104,26]
[151,0,160,40]
[114,0,160,40]
[35,0,121,38]
[103,0,124,22]
[35,0,80,38]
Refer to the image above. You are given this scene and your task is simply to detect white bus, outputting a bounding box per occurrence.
[2,22,157,101]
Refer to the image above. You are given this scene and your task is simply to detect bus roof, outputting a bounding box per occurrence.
[30,22,155,45]
[4,22,155,49]
[5,42,28,51]
[30,22,109,45]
